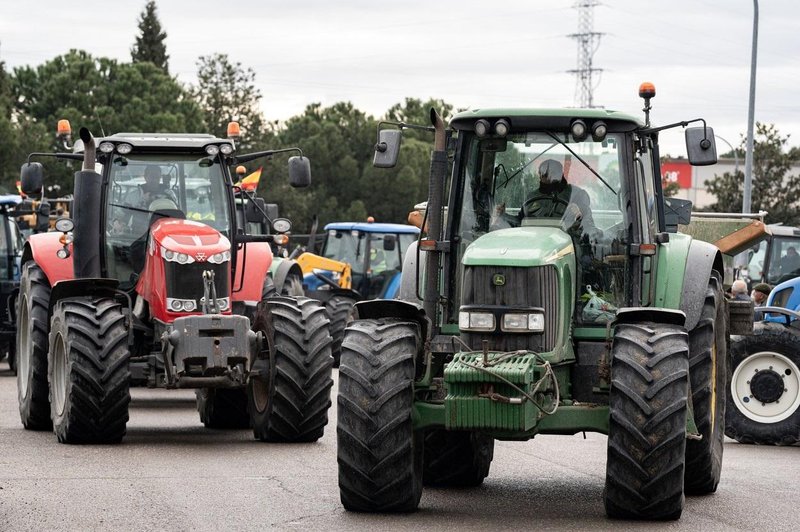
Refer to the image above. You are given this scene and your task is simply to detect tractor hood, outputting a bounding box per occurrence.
[462,226,574,267]
[151,219,230,259]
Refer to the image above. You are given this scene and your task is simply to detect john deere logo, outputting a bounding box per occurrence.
[492,274,505,286]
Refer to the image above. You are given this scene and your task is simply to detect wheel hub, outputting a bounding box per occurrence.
[749,369,785,404]
[731,351,800,424]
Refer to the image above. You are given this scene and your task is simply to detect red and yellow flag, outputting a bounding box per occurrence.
[238,167,262,191]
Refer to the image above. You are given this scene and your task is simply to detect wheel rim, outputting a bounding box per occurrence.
[731,351,800,423]
[252,377,269,413]
[52,332,68,417]
[17,295,31,398]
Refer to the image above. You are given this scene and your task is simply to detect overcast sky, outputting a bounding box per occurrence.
[1,0,798,156]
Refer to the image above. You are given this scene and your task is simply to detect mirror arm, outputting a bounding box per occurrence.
[26,152,84,164]
[640,118,709,141]
[375,120,435,151]
[229,147,304,166]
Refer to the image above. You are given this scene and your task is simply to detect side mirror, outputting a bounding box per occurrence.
[382,234,396,251]
[20,162,44,196]
[265,203,279,221]
[685,127,717,166]
[373,129,402,168]
[245,197,267,223]
[288,156,311,188]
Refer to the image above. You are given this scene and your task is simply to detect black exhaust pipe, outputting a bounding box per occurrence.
[424,109,447,321]
[72,127,103,279]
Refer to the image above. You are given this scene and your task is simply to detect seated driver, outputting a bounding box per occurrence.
[521,159,597,236]
[131,165,177,207]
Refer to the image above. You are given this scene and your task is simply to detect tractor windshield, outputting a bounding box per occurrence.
[455,131,631,325]
[104,154,231,288]
[458,132,623,236]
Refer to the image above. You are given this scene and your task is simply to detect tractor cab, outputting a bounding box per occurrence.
[314,222,419,299]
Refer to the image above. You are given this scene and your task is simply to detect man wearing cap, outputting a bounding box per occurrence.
[751,282,771,321]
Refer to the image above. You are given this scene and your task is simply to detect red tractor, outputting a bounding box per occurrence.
[16,124,333,444]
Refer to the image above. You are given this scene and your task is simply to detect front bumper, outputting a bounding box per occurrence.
[166,314,259,387]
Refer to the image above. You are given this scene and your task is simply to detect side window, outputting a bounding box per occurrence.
[635,138,657,241]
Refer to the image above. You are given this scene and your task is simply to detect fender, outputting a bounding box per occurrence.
[615,307,686,327]
[680,239,724,331]
[49,278,121,315]
[397,240,424,304]
[232,242,273,303]
[270,257,302,295]
[22,234,74,286]
[355,298,431,343]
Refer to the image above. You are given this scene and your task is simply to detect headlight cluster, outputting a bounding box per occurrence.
[459,310,545,333]
[161,246,195,264]
[167,298,198,313]
[207,250,231,264]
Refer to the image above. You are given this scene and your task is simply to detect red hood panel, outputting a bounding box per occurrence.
[151,219,230,256]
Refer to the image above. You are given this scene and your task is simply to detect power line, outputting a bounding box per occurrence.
[567,1,604,108]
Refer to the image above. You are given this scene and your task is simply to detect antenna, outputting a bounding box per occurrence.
[567,1,604,108]
[93,109,107,137]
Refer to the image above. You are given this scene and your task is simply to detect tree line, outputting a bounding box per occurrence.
[1,1,798,231]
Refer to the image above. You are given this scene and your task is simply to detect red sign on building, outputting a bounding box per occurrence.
[661,161,693,189]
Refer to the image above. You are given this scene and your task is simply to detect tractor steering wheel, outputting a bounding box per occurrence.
[522,194,571,218]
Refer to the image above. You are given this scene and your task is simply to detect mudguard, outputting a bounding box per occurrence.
[397,240,424,304]
[269,256,302,295]
[355,298,431,343]
[615,307,686,327]
[22,234,74,286]
[680,239,724,331]
[49,278,121,315]
[232,242,272,303]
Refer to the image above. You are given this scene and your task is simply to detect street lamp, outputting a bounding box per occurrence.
[743,0,759,214]
[715,135,740,177]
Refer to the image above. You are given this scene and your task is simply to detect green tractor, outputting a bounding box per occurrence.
[337,84,735,519]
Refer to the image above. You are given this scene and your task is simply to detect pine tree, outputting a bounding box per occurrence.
[131,1,169,74]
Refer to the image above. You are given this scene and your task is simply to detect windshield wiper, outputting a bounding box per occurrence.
[496,142,558,190]
[544,132,618,195]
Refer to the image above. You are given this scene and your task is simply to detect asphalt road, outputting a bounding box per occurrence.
[1,360,798,531]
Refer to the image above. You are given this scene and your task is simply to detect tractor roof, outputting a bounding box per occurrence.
[449,107,643,131]
[75,132,233,152]
[324,222,420,235]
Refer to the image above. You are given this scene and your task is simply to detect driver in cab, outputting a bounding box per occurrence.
[520,159,596,236]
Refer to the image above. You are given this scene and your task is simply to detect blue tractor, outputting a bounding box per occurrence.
[301,222,420,364]
[727,276,800,444]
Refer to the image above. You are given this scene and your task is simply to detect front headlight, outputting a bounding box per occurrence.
[208,250,231,264]
[167,298,198,313]
[502,313,545,332]
[458,311,496,332]
[161,246,196,264]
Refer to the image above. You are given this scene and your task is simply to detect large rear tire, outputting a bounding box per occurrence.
[196,388,250,429]
[684,275,727,494]
[48,298,130,444]
[249,296,333,442]
[423,430,494,487]
[325,294,357,367]
[337,319,423,512]
[605,322,689,520]
[16,263,52,430]
[725,323,800,445]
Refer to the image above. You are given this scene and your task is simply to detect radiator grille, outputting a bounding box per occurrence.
[461,265,559,352]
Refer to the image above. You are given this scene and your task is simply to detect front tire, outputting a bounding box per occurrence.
[16,263,52,430]
[423,430,494,487]
[48,298,130,444]
[196,388,250,429]
[249,296,333,442]
[337,319,423,512]
[684,275,727,494]
[725,323,800,445]
[605,322,689,520]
